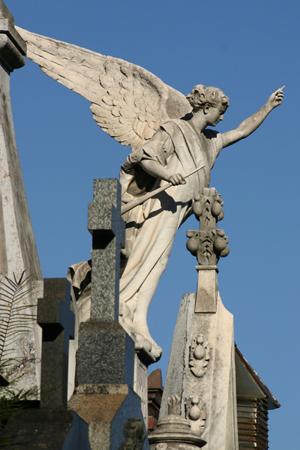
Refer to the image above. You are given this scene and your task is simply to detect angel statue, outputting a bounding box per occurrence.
[17,27,284,360]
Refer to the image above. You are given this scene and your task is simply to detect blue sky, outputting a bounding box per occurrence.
[6,1,299,448]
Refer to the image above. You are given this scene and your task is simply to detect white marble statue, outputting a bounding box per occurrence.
[17,27,284,358]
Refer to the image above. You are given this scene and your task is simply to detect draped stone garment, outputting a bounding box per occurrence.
[119,119,223,318]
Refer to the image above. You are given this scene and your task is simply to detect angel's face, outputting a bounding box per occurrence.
[205,104,227,127]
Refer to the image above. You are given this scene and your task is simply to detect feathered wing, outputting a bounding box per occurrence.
[16,27,192,151]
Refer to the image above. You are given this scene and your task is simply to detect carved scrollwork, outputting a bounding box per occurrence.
[189,334,210,377]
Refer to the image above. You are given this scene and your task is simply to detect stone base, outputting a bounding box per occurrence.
[77,321,135,385]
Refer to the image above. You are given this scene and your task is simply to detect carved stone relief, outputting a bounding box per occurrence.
[189,334,210,377]
[119,418,146,450]
[186,188,230,266]
[185,396,206,436]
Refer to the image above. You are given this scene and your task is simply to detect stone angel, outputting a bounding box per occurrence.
[17,27,284,359]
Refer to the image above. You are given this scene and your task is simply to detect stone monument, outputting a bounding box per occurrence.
[0,0,43,392]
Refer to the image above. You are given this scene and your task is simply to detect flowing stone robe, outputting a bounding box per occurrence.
[119,119,224,325]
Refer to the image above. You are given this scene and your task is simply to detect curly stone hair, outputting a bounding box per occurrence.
[186,85,230,111]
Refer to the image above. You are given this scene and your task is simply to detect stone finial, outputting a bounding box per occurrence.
[186,187,229,266]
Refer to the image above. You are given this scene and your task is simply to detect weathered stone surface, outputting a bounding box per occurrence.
[159,293,195,419]
[134,351,149,426]
[195,268,218,313]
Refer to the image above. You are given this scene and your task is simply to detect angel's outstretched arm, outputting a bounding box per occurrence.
[221,87,284,149]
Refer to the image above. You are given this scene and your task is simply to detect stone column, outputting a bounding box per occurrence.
[159,188,238,450]
[0,0,43,391]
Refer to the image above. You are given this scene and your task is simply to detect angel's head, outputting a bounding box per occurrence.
[186,85,230,111]
[186,85,230,127]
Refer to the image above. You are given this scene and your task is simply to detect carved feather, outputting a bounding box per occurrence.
[16,27,192,151]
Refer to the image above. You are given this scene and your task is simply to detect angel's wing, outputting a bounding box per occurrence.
[16,27,192,151]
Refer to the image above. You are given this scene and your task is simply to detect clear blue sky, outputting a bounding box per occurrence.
[6,1,299,448]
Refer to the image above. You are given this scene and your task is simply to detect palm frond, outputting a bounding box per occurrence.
[0,272,37,363]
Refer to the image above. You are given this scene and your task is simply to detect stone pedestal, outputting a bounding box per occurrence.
[0,0,42,392]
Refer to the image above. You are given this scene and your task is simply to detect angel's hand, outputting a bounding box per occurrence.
[267,86,284,109]
[169,173,186,185]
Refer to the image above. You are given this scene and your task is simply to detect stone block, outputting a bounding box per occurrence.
[77,322,135,386]
[195,267,218,313]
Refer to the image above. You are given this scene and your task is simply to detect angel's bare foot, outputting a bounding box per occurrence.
[119,316,162,361]
[132,321,163,361]
[135,333,162,360]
